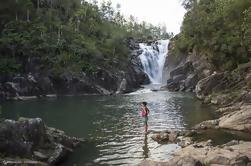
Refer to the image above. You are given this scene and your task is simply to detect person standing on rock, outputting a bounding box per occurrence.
[140,102,150,133]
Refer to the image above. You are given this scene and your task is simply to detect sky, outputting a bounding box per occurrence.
[95,0,187,35]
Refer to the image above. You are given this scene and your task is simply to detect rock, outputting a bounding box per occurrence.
[167,141,251,166]
[127,37,140,50]
[151,132,169,143]
[195,72,225,99]
[92,68,120,93]
[193,119,219,130]
[166,82,180,91]
[223,140,239,147]
[168,131,179,142]
[0,159,48,166]
[173,74,186,83]
[231,155,250,165]
[169,156,204,166]
[177,136,193,148]
[217,104,241,113]
[0,118,46,157]
[0,118,83,165]
[3,82,19,97]
[170,62,193,78]
[208,155,230,165]
[219,105,251,131]
[184,74,198,90]
[48,144,68,165]
[36,75,54,95]
[34,151,48,161]
[116,78,127,94]
[139,160,169,166]
[210,93,236,105]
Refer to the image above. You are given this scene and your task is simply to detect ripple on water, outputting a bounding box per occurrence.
[1,90,216,165]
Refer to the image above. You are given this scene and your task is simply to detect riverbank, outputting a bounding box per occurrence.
[143,37,251,165]
[0,38,151,103]
[141,140,251,166]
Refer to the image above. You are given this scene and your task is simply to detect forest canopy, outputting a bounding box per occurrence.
[174,0,251,70]
[0,0,172,75]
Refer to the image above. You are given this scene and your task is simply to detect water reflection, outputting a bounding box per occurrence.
[1,90,216,165]
[143,133,149,159]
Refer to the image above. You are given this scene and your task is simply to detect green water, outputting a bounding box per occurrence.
[1,89,249,165]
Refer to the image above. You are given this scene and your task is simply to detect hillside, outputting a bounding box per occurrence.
[0,0,171,102]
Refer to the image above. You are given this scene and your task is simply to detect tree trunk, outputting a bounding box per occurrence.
[113,48,116,57]
[37,0,40,9]
[15,12,18,21]
[27,9,30,22]
[15,0,18,21]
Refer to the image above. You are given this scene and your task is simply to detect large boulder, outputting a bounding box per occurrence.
[0,118,83,165]
[170,62,193,78]
[168,140,251,166]
[0,118,46,157]
[184,74,198,91]
[195,72,225,99]
[219,105,251,131]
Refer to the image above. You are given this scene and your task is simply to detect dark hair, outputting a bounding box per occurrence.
[142,102,147,106]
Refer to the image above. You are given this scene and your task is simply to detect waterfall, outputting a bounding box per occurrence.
[139,40,169,84]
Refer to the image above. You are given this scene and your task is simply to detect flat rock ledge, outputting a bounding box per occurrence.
[140,140,251,166]
[193,104,251,132]
[0,118,84,165]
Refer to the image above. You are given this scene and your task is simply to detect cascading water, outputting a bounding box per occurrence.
[139,40,169,84]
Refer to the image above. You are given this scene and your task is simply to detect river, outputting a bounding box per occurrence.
[0,86,215,165]
[1,40,251,165]
[1,86,251,165]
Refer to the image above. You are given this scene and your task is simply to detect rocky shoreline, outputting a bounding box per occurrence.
[0,38,150,103]
[142,39,251,165]
[0,118,84,166]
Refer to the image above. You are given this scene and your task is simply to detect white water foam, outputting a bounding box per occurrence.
[139,40,169,84]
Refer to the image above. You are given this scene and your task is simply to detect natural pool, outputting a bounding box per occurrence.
[1,89,249,165]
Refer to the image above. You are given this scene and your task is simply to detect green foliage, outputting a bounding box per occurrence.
[0,0,171,75]
[175,0,251,70]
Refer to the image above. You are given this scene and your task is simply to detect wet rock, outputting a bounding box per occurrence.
[48,144,68,165]
[151,132,169,143]
[193,119,219,130]
[0,159,48,166]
